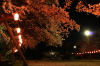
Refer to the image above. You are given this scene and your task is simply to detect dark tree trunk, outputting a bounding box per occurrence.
[4,21,28,66]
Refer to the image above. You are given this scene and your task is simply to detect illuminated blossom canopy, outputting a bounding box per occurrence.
[76,0,100,16]
[2,0,100,49]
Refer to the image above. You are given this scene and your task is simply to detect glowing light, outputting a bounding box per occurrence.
[19,39,22,44]
[72,52,74,54]
[16,28,20,33]
[16,27,22,47]
[85,31,90,36]
[88,52,90,53]
[76,49,100,55]
[50,52,55,55]
[14,49,18,52]
[14,13,19,20]
[79,53,82,54]
[19,43,22,47]
[18,35,21,39]
[74,46,76,48]
[96,51,98,52]
[84,30,93,36]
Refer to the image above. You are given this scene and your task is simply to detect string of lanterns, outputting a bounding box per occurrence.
[13,13,22,53]
[72,50,100,55]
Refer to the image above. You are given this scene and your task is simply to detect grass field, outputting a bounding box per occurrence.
[14,60,100,66]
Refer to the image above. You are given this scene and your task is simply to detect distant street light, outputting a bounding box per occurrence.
[84,30,93,60]
[85,31,90,36]
[84,30,93,36]
[73,45,76,59]
[74,46,76,49]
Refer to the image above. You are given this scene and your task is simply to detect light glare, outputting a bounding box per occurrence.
[74,46,76,48]
[85,31,90,36]
[14,13,19,20]
[17,28,20,33]
[14,49,18,52]
[18,35,21,39]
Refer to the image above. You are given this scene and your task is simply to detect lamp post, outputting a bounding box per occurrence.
[84,30,92,60]
[74,45,76,59]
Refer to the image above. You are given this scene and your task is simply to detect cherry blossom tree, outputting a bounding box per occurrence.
[76,0,100,16]
[0,0,80,49]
